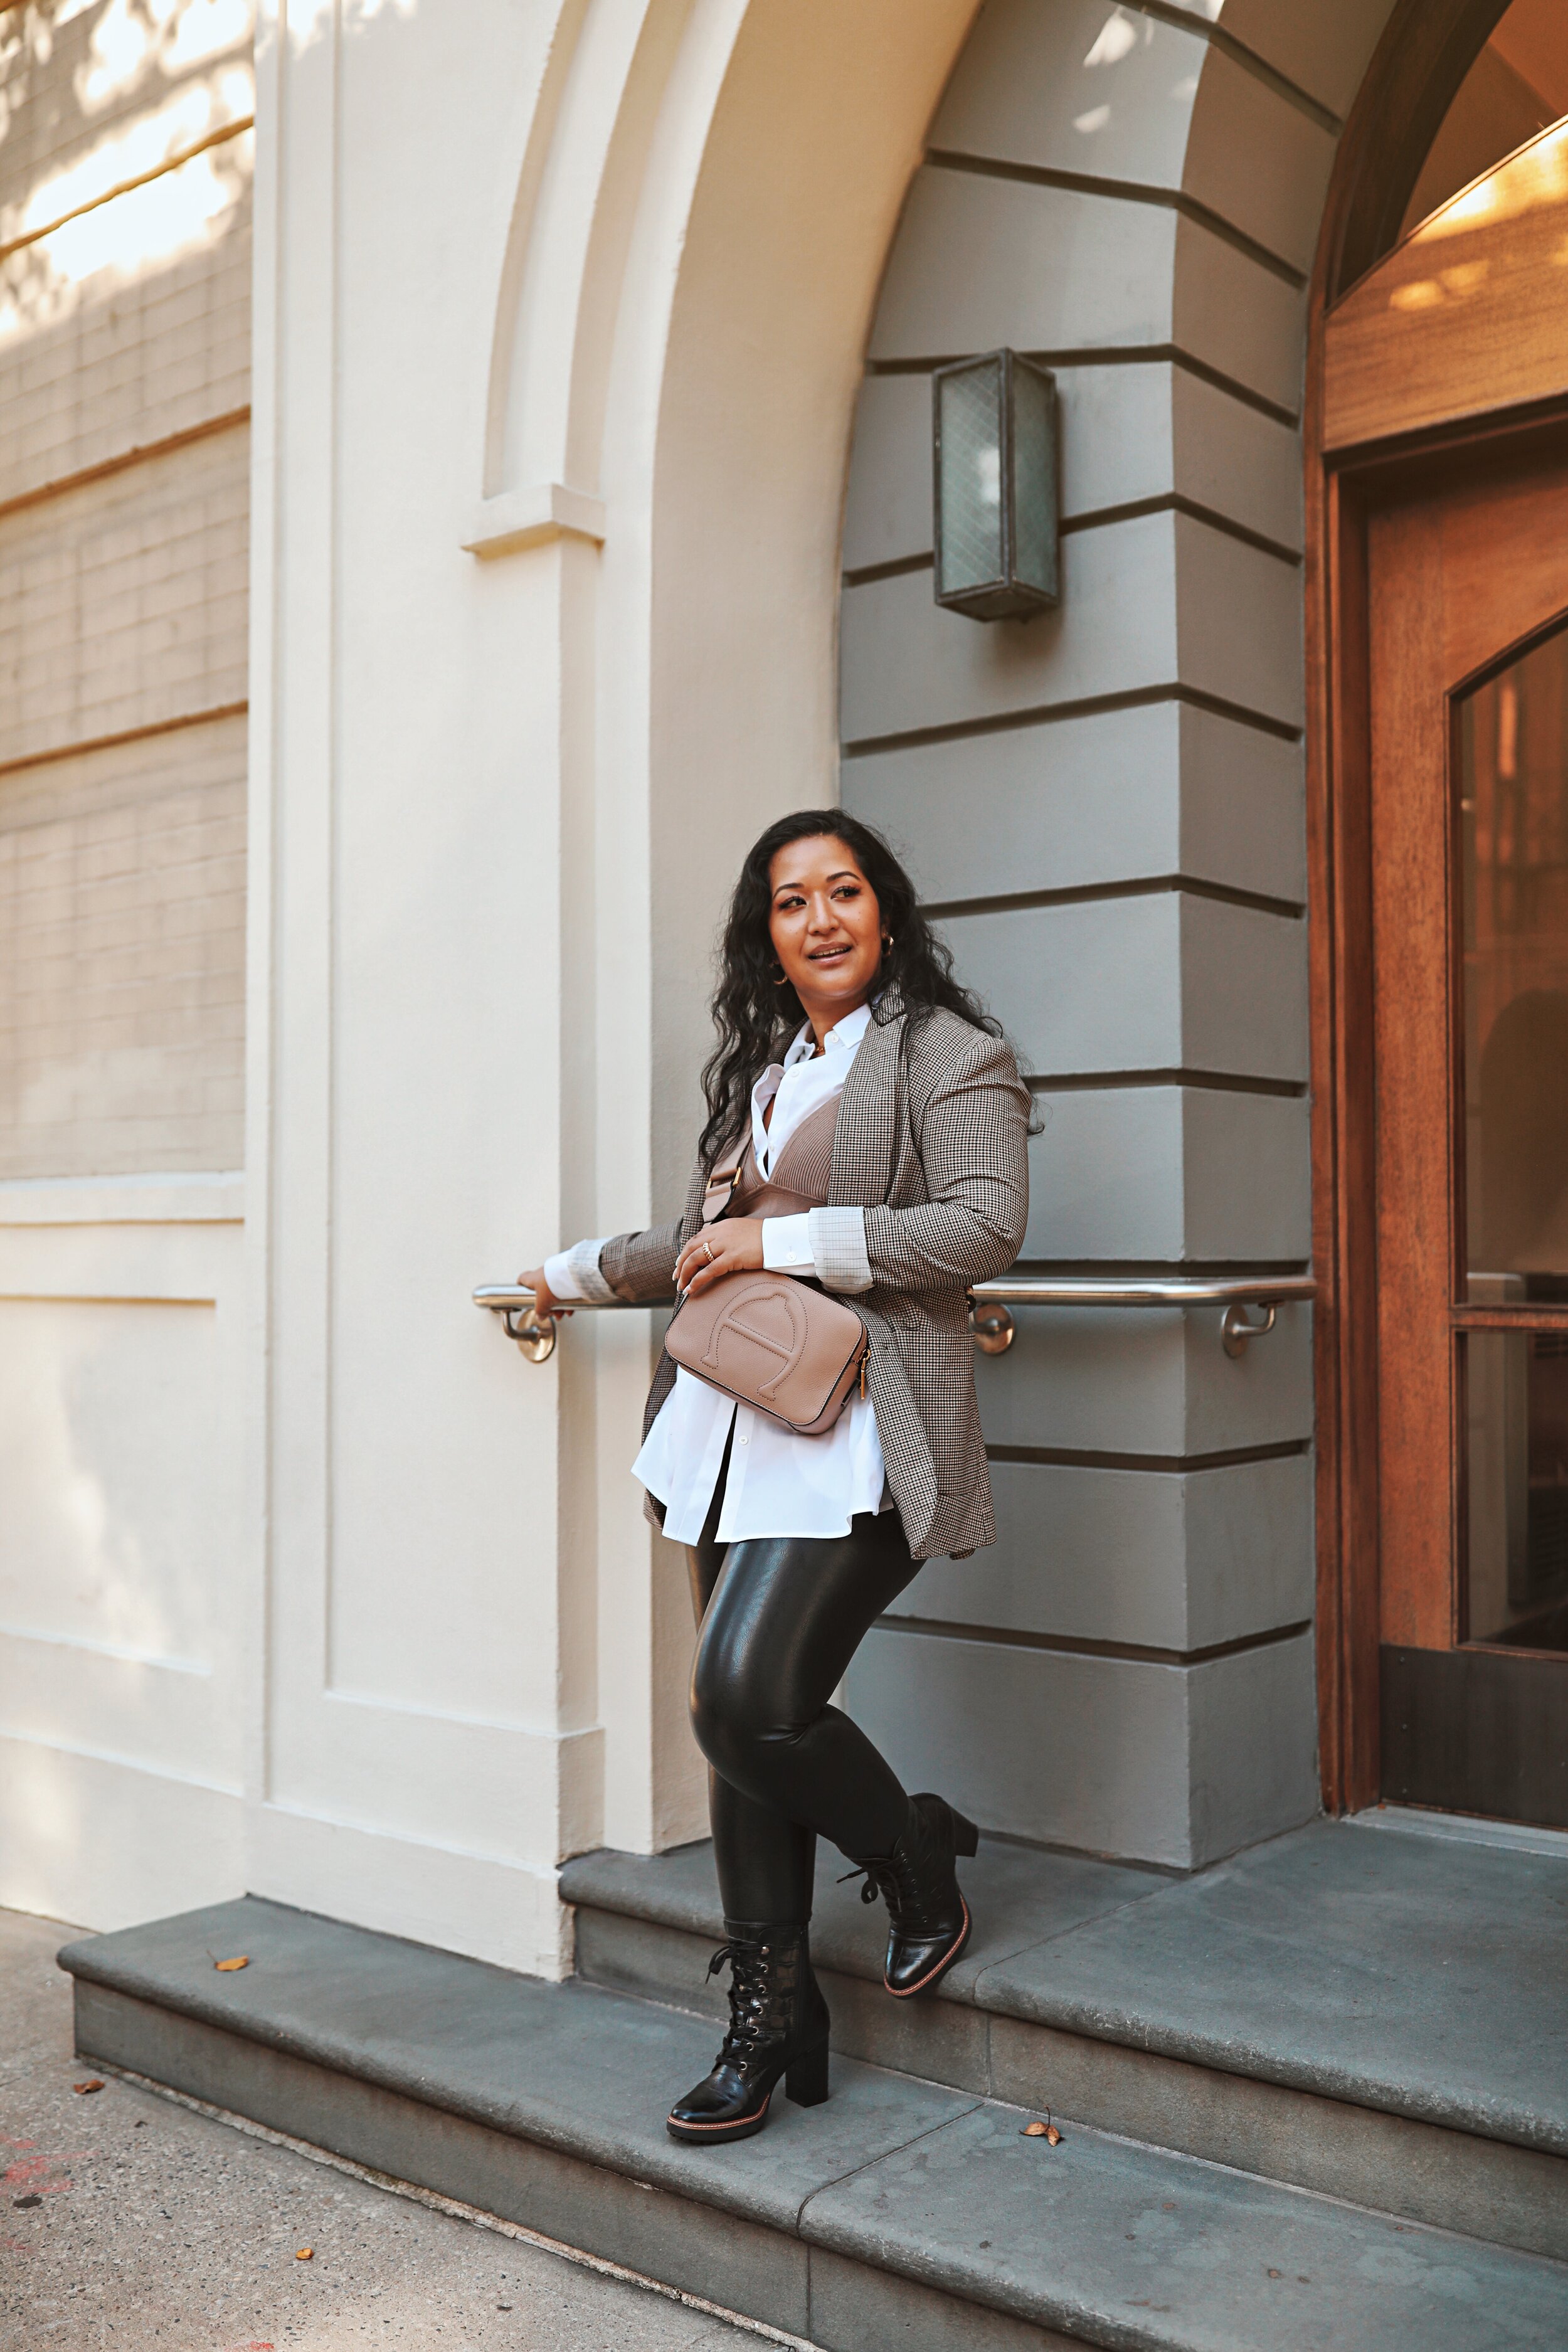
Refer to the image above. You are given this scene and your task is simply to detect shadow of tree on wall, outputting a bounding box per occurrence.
[0,0,253,503]
[0,0,255,1182]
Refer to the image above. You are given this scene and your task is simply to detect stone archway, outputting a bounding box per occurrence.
[483,0,1424,1880]
[245,0,1448,1982]
[472,0,981,1884]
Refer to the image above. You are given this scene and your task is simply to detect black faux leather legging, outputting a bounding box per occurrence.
[685,1455,922,1926]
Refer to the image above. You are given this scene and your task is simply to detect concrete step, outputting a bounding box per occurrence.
[58,1894,1568,2352]
[561,1814,1568,2264]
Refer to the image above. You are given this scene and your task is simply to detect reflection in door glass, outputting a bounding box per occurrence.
[1466,1330,1568,1651]
[1459,620,1568,1300]
[1399,0,1568,243]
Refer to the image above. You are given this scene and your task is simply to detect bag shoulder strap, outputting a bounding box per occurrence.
[700,1135,749,1226]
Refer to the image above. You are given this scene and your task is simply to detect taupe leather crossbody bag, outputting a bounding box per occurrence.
[663,1142,870,1437]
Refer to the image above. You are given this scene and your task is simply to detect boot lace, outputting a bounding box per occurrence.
[706,1939,773,2066]
[839,1818,950,1933]
[839,1862,898,1911]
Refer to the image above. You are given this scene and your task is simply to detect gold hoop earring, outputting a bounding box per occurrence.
[771,964,789,987]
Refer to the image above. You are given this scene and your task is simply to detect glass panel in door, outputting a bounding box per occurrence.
[1459,618,1568,1657]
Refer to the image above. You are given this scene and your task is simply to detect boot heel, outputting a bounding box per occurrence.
[950,1806,979,1858]
[785,2042,830,2108]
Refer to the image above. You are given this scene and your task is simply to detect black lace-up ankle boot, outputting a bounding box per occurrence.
[850,1791,979,1998]
[665,1922,830,2145]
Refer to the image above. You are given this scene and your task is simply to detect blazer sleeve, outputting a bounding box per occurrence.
[598,1216,685,1303]
[861,1028,1030,1293]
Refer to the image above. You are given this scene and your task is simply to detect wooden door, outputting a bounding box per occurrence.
[1370,441,1568,1825]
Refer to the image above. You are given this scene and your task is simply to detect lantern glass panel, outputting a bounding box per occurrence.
[936,359,1004,596]
[1009,359,1059,603]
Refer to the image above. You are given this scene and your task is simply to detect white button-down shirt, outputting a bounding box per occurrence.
[547,1002,886,1544]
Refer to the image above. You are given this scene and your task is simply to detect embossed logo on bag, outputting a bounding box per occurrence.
[702,1279,809,1399]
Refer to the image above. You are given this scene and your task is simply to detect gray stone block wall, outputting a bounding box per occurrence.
[885,1453,1315,1653]
[834,0,1399,1867]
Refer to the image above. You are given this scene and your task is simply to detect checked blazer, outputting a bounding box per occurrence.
[599,999,1031,1560]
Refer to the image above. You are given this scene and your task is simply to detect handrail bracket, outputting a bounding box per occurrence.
[503,1305,558,1362]
[1221,1301,1278,1359]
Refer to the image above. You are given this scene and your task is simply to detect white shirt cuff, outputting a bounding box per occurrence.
[761,1213,815,1272]
[543,1238,614,1304]
[807,1205,873,1294]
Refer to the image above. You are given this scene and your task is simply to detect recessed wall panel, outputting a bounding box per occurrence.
[0,1296,224,1668]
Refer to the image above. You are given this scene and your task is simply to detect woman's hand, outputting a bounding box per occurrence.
[516,1267,571,1323]
[674,1218,766,1298]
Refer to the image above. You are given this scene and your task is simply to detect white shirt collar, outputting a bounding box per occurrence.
[781,997,874,1069]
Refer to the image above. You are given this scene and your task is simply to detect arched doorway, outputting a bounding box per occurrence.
[1312,0,1568,1825]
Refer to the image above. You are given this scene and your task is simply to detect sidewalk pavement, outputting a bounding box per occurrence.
[1,1904,760,2352]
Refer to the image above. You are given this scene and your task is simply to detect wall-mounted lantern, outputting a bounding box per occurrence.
[932,349,1059,622]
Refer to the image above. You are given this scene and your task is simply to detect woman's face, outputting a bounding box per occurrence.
[767,834,884,1030]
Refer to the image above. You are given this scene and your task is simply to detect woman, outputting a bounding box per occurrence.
[521,811,1030,2145]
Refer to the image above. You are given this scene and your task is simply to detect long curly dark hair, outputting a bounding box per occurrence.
[697,809,1001,1170]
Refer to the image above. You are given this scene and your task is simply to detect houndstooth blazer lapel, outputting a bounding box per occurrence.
[828,999,903,1209]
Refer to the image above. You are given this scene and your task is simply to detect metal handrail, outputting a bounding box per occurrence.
[472,1272,1315,1362]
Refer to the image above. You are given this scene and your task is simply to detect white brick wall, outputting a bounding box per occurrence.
[0,714,246,1175]
[0,193,252,503]
[0,0,252,1179]
[0,0,250,199]
[0,424,250,766]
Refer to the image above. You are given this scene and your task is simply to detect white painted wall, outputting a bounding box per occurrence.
[0,0,256,1927]
[4,0,1418,1953]
[238,0,978,1976]
[0,1176,246,1926]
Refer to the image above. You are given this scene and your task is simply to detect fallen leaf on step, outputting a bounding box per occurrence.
[72,2081,103,2095]
[12,2195,41,2210]
[1046,2124,1062,2145]
[295,2247,314,2261]
[215,1956,250,1973]
[1020,2114,1063,2144]
[1022,2120,1047,2136]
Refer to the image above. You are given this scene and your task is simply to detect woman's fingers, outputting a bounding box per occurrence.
[676,1236,729,1293]
[675,1239,715,1291]
[674,1217,766,1294]
[516,1268,570,1320]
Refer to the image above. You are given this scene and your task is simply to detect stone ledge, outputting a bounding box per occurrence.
[566,1862,1568,2262]
[978,1820,1568,2158]
[559,1830,1168,2009]
[562,1818,1568,2160]
[58,1897,973,2245]
[57,1894,1568,2352]
[462,484,606,557]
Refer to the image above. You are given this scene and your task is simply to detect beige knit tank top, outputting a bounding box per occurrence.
[728,1093,839,1221]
